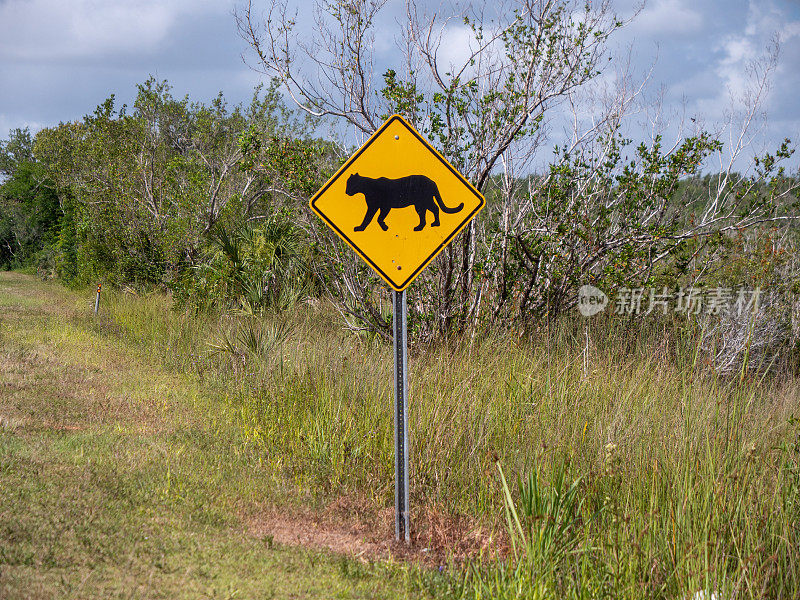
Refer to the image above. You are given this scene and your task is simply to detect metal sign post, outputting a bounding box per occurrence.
[308,114,485,545]
[393,290,410,543]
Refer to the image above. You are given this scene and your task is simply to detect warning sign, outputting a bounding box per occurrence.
[310,115,485,291]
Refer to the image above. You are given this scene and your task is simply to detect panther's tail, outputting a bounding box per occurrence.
[433,184,464,214]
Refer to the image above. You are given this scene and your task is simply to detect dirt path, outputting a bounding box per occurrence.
[0,272,425,599]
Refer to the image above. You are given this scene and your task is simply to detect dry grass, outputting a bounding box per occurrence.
[0,273,427,598]
[87,285,800,598]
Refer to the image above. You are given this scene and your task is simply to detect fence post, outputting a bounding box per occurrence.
[94,283,101,315]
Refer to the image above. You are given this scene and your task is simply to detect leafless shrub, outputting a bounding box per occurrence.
[701,290,796,378]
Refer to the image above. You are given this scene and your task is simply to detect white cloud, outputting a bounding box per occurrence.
[713,36,758,104]
[436,23,475,72]
[785,21,800,40]
[671,0,800,122]
[742,0,800,40]
[0,0,229,63]
[632,0,703,36]
[712,1,799,106]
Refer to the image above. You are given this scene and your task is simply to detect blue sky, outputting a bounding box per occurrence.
[1,0,798,172]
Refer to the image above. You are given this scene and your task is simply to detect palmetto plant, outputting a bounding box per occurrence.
[464,464,590,599]
[207,315,292,368]
[197,212,308,313]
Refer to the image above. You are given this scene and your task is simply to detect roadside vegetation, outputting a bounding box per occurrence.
[0,272,428,598]
[88,281,798,599]
[4,272,799,598]
[2,0,800,597]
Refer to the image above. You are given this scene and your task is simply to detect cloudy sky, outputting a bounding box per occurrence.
[1,0,798,171]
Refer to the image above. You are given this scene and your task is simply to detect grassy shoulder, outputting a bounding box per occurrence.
[0,272,427,599]
[90,277,800,599]
[4,271,800,599]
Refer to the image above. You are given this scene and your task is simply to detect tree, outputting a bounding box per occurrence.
[32,78,324,287]
[0,127,33,177]
[0,128,61,270]
[238,0,798,340]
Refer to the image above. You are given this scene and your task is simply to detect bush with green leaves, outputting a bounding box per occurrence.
[241,0,799,342]
[173,212,312,313]
[0,128,61,272]
[25,77,325,290]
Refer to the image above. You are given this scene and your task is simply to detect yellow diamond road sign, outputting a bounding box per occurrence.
[310,115,485,291]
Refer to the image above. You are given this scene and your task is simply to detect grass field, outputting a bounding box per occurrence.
[2,271,800,599]
[0,272,439,599]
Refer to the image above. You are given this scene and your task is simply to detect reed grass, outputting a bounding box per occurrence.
[99,289,800,599]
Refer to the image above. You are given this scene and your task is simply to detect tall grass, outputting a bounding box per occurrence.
[97,289,800,598]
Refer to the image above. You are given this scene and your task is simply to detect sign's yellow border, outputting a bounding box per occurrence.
[309,114,485,291]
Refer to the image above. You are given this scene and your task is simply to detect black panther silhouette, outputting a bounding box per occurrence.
[346,173,464,232]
